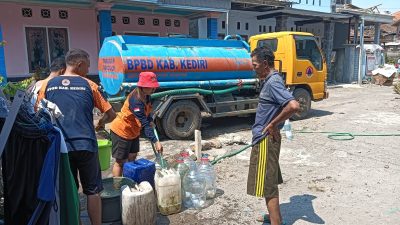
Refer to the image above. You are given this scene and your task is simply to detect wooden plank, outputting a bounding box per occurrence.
[194,130,202,161]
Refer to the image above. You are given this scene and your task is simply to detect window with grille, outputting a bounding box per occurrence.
[59,10,68,19]
[138,17,145,25]
[22,8,32,17]
[41,9,51,18]
[25,27,69,72]
[153,18,160,26]
[122,17,130,24]
[174,20,180,27]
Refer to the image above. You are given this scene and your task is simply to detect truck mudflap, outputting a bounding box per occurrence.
[324,91,329,99]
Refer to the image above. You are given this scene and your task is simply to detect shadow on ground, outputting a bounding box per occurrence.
[267,194,324,225]
[307,109,333,119]
[156,213,171,225]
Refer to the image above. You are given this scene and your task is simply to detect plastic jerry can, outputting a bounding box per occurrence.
[121,181,156,225]
[155,168,182,215]
[123,158,156,187]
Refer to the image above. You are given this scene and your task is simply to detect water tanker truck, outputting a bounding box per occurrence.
[99,32,328,139]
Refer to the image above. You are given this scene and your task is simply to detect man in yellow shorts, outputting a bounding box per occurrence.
[247,46,299,225]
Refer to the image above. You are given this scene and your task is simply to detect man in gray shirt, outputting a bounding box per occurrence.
[247,46,299,225]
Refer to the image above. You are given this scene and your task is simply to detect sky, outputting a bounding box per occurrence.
[293,0,400,14]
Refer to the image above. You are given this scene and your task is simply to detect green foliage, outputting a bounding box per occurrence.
[1,76,35,98]
[385,54,397,65]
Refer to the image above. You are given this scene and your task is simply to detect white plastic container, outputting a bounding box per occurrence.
[183,164,206,209]
[121,181,156,225]
[155,168,182,215]
[198,157,217,199]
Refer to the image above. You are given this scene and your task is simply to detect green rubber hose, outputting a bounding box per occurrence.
[210,131,400,165]
[211,144,253,165]
[296,131,400,141]
[107,85,255,103]
[150,85,254,99]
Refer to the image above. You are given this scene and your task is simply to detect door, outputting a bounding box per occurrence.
[293,35,327,100]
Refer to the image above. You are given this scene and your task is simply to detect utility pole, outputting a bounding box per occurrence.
[358,16,365,85]
[226,11,229,36]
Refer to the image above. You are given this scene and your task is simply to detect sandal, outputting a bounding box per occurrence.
[256,214,286,225]
[256,214,271,223]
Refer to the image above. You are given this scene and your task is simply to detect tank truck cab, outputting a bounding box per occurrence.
[248,32,329,120]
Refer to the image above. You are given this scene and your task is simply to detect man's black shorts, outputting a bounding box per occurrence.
[110,130,140,160]
[68,150,103,195]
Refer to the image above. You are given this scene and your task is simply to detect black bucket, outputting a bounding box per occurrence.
[101,177,136,223]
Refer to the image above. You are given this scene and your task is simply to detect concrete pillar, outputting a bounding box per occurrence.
[225,11,229,36]
[353,17,359,45]
[330,0,337,13]
[96,2,113,47]
[358,17,365,85]
[275,15,288,32]
[207,18,218,39]
[0,25,7,84]
[374,23,381,44]
[323,21,335,82]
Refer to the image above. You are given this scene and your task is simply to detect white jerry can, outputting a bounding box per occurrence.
[155,168,182,215]
[121,181,156,225]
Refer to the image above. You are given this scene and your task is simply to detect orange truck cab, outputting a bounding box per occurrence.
[249,32,329,120]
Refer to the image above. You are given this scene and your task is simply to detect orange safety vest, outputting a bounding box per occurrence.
[110,92,152,140]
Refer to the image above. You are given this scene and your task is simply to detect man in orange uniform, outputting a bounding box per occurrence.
[110,72,163,177]
[37,49,116,225]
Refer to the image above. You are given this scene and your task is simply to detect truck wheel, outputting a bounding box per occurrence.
[291,88,311,120]
[162,100,201,140]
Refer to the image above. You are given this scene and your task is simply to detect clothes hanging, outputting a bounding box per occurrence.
[1,102,79,225]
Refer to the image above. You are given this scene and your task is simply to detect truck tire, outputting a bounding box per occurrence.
[291,88,311,120]
[162,100,201,140]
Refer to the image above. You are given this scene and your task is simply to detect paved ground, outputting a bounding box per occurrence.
[87,83,400,225]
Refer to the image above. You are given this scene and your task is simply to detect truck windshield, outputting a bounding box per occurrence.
[257,39,278,51]
[294,35,323,70]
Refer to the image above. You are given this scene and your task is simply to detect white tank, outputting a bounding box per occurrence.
[155,168,182,215]
[121,182,156,225]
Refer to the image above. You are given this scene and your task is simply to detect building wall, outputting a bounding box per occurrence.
[0,2,99,77]
[216,10,324,42]
[160,0,230,10]
[333,22,348,49]
[111,11,189,36]
[293,0,332,13]
[397,24,400,41]
[218,10,277,40]
[301,22,325,45]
